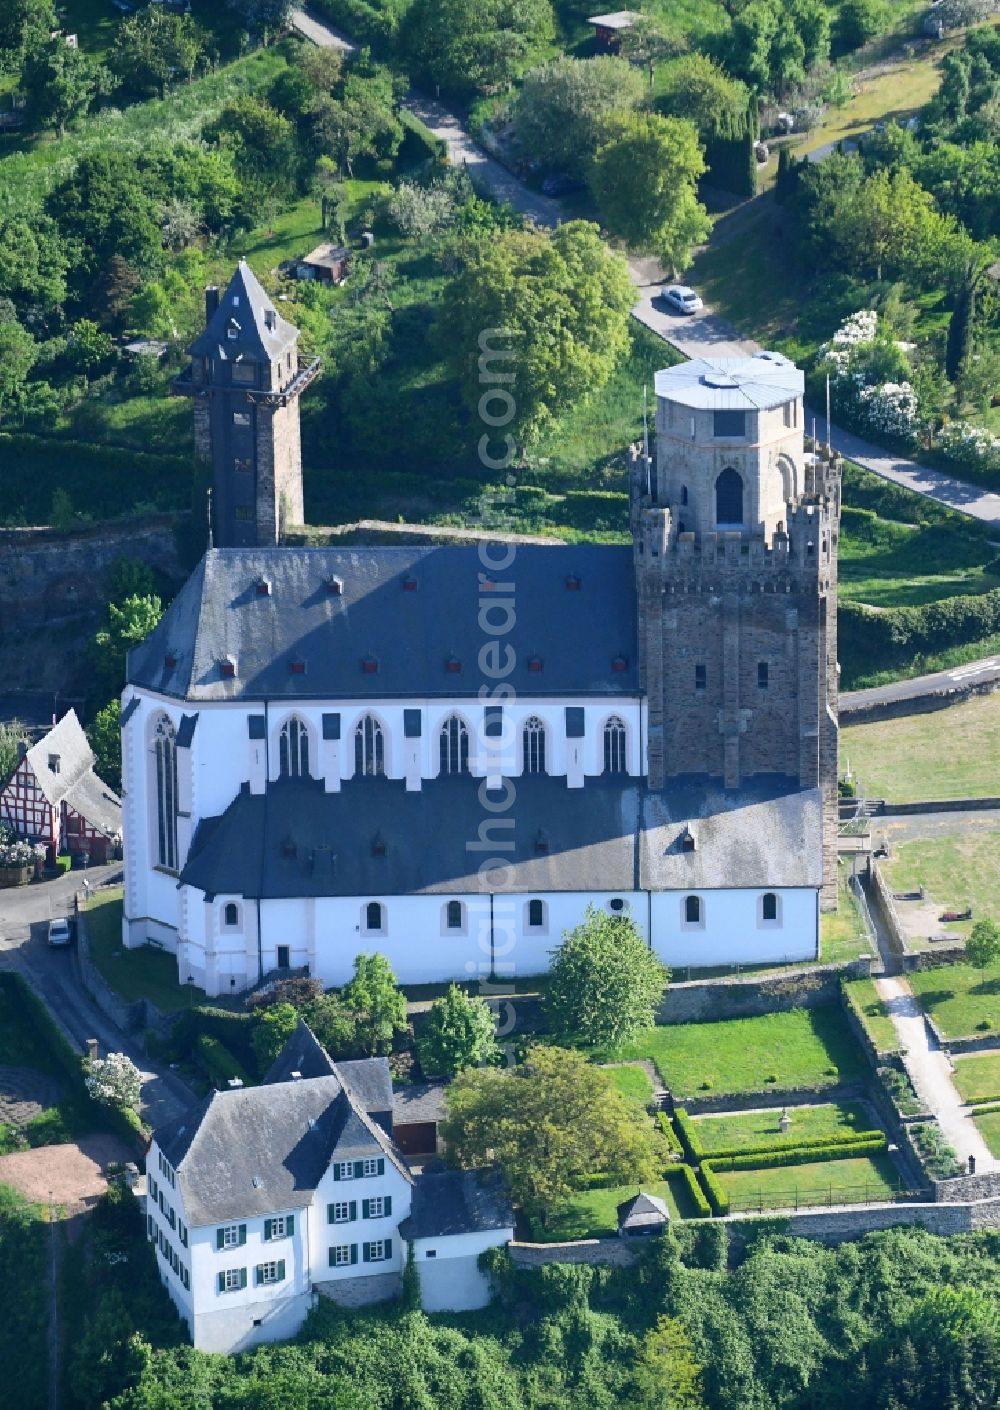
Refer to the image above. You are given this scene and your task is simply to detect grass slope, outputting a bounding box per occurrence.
[952,1052,1000,1104]
[842,978,902,1056]
[908,960,1000,1040]
[842,696,1000,803]
[690,1100,875,1154]
[972,1108,1000,1157]
[86,890,207,1012]
[530,1175,695,1239]
[595,1006,865,1097]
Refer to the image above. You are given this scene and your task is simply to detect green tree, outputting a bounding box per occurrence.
[87,699,122,794]
[417,984,500,1079]
[837,0,890,51]
[438,220,634,443]
[342,953,408,1055]
[546,906,668,1048]
[251,1002,300,1071]
[313,71,404,178]
[629,1316,707,1410]
[47,150,163,291]
[513,56,645,175]
[227,0,294,33]
[590,112,709,270]
[966,918,1000,972]
[656,54,752,140]
[89,594,164,705]
[0,0,55,65]
[67,318,115,373]
[20,36,105,135]
[0,317,37,418]
[109,9,206,99]
[0,213,67,315]
[441,1044,662,1219]
[206,95,298,201]
[305,991,363,1058]
[0,720,28,787]
[402,0,555,96]
[618,15,688,86]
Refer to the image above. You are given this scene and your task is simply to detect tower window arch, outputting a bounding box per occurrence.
[223,903,240,927]
[355,715,385,776]
[603,716,627,775]
[439,715,470,775]
[683,895,703,927]
[523,717,547,775]
[715,468,744,527]
[363,901,385,934]
[759,892,782,926]
[279,716,310,778]
[152,714,178,872]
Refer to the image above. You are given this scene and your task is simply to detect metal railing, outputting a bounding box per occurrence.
[727,1180,925,1214]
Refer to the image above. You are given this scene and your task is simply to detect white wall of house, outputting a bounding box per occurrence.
[309,1157,412,1284]
[650,886,818,968]
[408,1228,513,1312]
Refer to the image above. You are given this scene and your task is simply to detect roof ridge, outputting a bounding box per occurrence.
[328,1052,412,1183]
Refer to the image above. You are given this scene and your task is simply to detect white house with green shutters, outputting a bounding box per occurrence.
[145,1022,513,1352]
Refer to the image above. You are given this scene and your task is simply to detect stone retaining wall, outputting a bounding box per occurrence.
[655,960,871,1026]
[933,1170,1000,1203]
[839,674,1000,724]
[884,796,1000,816]
[728,1195,1000,1247]
[510,1238,637,1268]
[681,1080,865,1116]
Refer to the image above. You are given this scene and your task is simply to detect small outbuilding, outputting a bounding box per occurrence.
[392,1082,447,1159]
[399,1169,514,1312]
[587,10,639,47]
[617,1190,670,1239]
[295,243,351,284]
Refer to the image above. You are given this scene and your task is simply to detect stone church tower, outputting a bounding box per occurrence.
[175,262,319,548]
[630,353,841,907]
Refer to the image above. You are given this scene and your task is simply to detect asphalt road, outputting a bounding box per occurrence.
[840,655,1000,713]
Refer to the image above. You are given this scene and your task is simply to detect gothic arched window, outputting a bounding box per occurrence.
[603,716,627,775]
[523,717,546,775]
[224,903,239,927]
[153,715,178,871]
[715,467,744,527]
[365,901,384,932]
[279,716,310,778]
[685,895,702,925]
[355,715,385,776]
[439,715,469,775]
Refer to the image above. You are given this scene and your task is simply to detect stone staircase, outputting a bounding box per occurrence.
[315,1272,403,1309]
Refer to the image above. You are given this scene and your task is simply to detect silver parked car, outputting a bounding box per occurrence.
[661,285,704,315]
[47,917,72,947]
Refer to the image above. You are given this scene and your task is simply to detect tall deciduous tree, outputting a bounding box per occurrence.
[0,720,28,788]
[342,953,408,1055]
[546,906,668,1048]
[590,112,709,271]
[629,1316,707,1410]
[966,918,1000,972]
[88,594,164,707]
[109,9,206,99]
[20,37,105,135]
[441,1045,662,1218]
[417,985,499,1079]
[513,56,645,175]
[656,54,752,140]
[0,0,55,67]
[438,220,634,443]
[0,213,67,316]
[402,0,554,96]
[0,317,37,417]
[87,700,122,793]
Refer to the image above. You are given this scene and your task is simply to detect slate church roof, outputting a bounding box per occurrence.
[178,773,821,900]
[126,545,638,701]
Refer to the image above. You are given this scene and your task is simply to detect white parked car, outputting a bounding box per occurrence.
[661,285,704,315]
[47,918,72,947]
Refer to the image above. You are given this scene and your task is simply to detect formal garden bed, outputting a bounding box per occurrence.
[908,960,1000,1041]
[951,1051,1000,1105]
[527,1166,708,1240]
[594,1006,866,1099]
[685,1100,877,1158]
[705,1152,905,1216]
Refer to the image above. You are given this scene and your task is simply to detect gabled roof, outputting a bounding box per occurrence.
[156,1024,410,1226]
[398,1169,514,1241]
[617,1190,669,1228]
[15,710,122,837]
[189,260,298,364]
[125,544,638,701]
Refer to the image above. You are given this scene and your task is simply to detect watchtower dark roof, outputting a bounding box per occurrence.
[189,260,298,364]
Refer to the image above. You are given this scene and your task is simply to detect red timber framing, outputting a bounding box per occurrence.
[0,758,110,862]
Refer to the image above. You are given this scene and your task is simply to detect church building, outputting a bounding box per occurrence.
[121,265,841,995]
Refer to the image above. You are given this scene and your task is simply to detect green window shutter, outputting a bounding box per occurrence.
[277,1259,285,1281]
[240,1267,248,1290]
[264,1219,271,1241]
[328,1247,336,1266]
[349,1201,357,1221]
[385,1239,392,1260]
[350,1244,358,1265]
[254,1265,262,1287]
[327,1203,335,1224]
[333,1164,341,1181]
[217,1272,225,1293]
[362,1199,370,1220]
[377,1158,385,1176]
[287,1215,294,1236]
[384,1195,392,1217]
[362,1243,370,1263]
[238,1224,247,1247]
[354,1160,364,1179]
[216,1229,225,1251]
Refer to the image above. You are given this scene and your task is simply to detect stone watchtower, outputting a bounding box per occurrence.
[175,261,319,548]
[630,353,841,907]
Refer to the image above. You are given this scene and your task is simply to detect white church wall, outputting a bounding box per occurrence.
[649,887,817,968]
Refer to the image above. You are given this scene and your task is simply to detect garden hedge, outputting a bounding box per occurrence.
[702,1130,886,1163]
[698,1162,730,1217]
[673,1108,702,1162]
[656,1112,683,1158]
[702,1133,888,1175]
[173,1006,257,1074]
[666,1162,711,1219]
[840,589,1000,686]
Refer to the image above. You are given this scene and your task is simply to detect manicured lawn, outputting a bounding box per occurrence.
[972,1108,1000,1157]
[606,1065,654,1105]
[530,1175,695,1239]
[716,1153,903,1212]
[883,831,1000,942]
[691,1100,876,1155]
[595,1006,865,1097]
[86,889,209,1012]
[908,961,1000,1040]
[842,978,903,1056]
[951,1052,1000,1104]
[841,695,1000,803]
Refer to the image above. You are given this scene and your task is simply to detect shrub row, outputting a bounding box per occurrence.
[665,1162,711,1219]
[195,1034,252,1090]
[310,0,404,50]
[697,1162,730,1217]
[656,1112,683,1158]
[840,589,1000,685]
[172,1006,258,1075]
[399,109,447,163]
[673,1108,701,1162]
[699,1130,885,1163]
[0,433,192,526]
[703,1132,888,1175]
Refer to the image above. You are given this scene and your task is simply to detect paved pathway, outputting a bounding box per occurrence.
[292,6,1000,530]
[841,654,1000,714]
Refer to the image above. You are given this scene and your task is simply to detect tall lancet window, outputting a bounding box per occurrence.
[355,715,385,776]
[153,715,178,871]
[523,717,546,775]
[439,715,469,775]
[279,716,310,778]
[603,717,627,775]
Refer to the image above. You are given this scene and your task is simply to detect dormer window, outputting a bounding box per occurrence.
[220,656,236,678]
[527,656,543,673]
[681,828,696,853]
[164,652,177,670]
[48,754,60,775]
[264,309,276,331]
[227,319,240,341]
[288,658,306,676]
[534,829,548,854]
[565,574,581,591]
[281,836,297,859]
[326,575,343,595]
[445,656,462,674]
[402,576,417,592]
[612,655,628,673]
[255,577,271,597]
[371,832,387,858]
[361,656,378,675]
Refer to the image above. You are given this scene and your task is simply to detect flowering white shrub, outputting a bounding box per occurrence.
[819,311,920,445]
[938,421,1000,476]
[857,381,920,439]
[86,1052,142,1111]
[0,837,34,867]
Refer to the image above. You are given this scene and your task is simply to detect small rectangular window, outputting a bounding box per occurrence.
[757,662,769,689]
[220,1224,240,1249]
[695,664,706,690]
[331,1202,351,1223]
[367,1197,384,1219]
[234,457,252,473]
[336,1162,354,1181]
[783,400,796,428]
[233,411,251,427]
[362,1158,380,1178]
[234,506,254,522]
[256,1261,280,1285]
[267,1216,287,1240]
[223,1268,243,1292]
[330,1245,353,1267]
[713,409,746,438]
[232,362,255,384]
